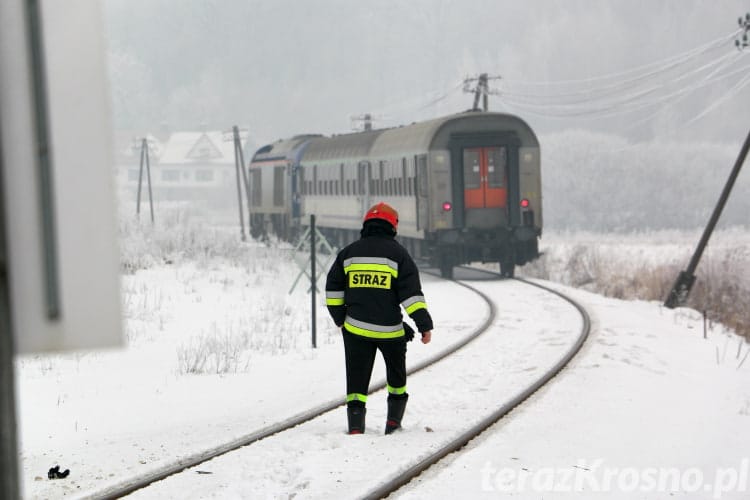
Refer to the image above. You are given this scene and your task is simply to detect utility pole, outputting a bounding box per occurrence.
[735,12,749,50]
[232,125,252,240]
[463,73,502,111]
[664,14,750,308]
[224,126,250,241]
[665,128,750,308]
[351,113,374,131]
[135,137,154,223]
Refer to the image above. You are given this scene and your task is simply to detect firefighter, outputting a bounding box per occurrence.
[325,202,434,434]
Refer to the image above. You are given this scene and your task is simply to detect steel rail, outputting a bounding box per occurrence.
[361,271,591,500]
[86,270,496,500]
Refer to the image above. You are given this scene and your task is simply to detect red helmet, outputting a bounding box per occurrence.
[363,202,398,229]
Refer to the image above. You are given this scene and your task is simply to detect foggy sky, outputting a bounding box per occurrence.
[104,0,750,145]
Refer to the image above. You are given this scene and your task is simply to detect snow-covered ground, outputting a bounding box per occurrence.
[14,235,750,499]
[397,282,750,500]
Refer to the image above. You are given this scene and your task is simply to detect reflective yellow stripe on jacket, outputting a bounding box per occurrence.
[326,290,345,306]
[344,316,405,339]
[401,295,427,315]
[343,257,399,277]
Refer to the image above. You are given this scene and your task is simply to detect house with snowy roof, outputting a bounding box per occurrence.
[119,130,254,211]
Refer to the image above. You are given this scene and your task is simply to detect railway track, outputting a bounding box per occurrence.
[362,267,591,499]
[85,268,589,499]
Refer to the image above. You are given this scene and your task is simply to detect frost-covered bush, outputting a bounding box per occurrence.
[119,206,250,272]
[176,323,251,375]
[521,230,750,339]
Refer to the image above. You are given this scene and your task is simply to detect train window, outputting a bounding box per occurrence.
[463,150,481,189]
[313,165,318,195]
[401,158,407,196]
[379,161,386,196]
[487,147,507,188]
[417,155,428,195]
[357,162,365,195]
[251,170,262,206]
[273,166,284,206]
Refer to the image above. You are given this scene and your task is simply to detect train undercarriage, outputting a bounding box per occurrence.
[256,215,540,280]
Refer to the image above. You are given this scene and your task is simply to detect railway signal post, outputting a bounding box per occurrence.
[290,216,338,347]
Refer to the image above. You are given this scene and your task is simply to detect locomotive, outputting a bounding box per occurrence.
[248,110,542,278]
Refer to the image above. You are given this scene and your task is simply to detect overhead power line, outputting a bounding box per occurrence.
[497,24,749,128]
[367,17,749,133]
[503,29,740,88]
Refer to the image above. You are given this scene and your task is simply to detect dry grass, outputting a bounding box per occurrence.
[522,244,750,340]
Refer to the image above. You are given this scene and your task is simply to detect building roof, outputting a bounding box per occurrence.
[158,131,238,165]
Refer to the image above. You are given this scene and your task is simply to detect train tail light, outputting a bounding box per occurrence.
[520,198,530,209]
[442,201,452,211]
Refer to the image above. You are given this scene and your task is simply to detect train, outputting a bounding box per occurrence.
[247,110,542,278]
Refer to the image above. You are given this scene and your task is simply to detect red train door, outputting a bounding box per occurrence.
[463,147,507,210]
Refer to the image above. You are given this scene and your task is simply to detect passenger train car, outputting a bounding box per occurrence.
[248,111,542,277]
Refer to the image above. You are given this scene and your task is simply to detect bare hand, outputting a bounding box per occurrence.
[421,331,432,344]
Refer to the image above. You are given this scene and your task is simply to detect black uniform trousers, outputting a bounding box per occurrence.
[342,329,407,407]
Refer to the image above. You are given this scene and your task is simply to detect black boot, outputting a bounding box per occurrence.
[385,395,408,435]
[347,406,366,434]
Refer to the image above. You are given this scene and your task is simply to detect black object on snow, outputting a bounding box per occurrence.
[47,465,70,479]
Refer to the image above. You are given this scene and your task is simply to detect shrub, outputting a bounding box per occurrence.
[522,235,750,340]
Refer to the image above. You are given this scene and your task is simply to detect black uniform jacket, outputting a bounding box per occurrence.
[325,223,433,341]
